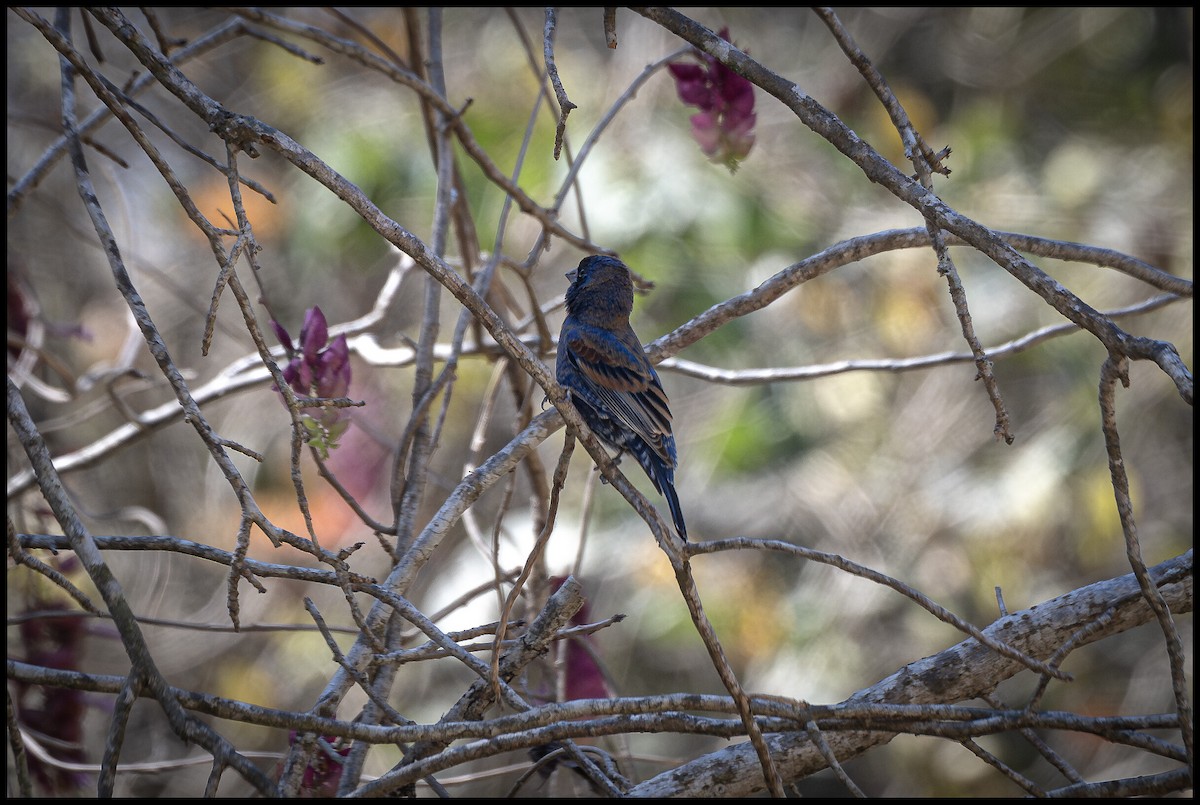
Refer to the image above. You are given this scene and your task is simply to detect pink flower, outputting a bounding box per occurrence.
[668,28,757,171]
[16,603,90,794]
[271,306,352,455]
[280,732,352,797]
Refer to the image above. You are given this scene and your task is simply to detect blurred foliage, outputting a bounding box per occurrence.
[6,6,1192,798]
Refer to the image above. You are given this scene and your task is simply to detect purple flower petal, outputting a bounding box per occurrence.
[669,27,756,169]
[270,320,294,352]
[690,112,721,156]
[667,63,704,81]
[297,360,314,392]
[317,335,351,399]
[679,81,714,108]
[300,307,328,363]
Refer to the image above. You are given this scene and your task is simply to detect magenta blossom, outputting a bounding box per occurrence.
[279,732,352,797]
[528,577,612,785]
[16,603,90,794]
[668,27,757,171]
[271,306,352,455]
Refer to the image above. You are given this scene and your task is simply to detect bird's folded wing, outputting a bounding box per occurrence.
[563,330,673,441]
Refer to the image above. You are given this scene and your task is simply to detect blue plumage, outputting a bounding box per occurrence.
[556,255,687,541]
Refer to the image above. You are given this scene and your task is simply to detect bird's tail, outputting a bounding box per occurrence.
[644,456,687,541]
[661,477,688,542]
[629,441,688,541]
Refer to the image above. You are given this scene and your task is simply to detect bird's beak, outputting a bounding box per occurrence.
[565,269,578,283]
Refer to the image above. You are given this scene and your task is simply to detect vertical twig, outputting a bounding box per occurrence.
[391,8,452,552]
[603,7,618,48]
[6,689,34,797]
[1099,355,1194,764]
[813,7,1013,444]
[98,671,143,796]
[671,556,786,797]
[544,7,577,159]
[490,435,575,700]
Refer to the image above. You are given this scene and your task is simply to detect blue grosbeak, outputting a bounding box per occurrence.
[556,255,687,540]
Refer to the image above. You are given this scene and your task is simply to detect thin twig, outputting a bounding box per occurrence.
[959,737,1045,796]
[98,671,143,796]
[657,293,1184,385]
[8,520,103,615]
[490,435,575,702]
[603,7,618,48]
[670,555,786,797]
[689,537,1071,680]
[1098,355,1194,763]
[543,8,577,160]
[6,689,34,797]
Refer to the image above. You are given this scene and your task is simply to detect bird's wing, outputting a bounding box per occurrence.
[562,326,673,443]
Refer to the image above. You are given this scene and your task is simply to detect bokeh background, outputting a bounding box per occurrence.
[7,7,1192,797]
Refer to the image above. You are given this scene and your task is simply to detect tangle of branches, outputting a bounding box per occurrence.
[7,7,1192,799]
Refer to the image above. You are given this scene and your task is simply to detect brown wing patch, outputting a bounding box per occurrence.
[570,338,650,393]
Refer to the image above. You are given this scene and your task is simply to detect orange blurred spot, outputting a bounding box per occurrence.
[185,175,282,242]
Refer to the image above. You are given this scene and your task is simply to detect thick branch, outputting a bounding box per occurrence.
[627,550,1192,797]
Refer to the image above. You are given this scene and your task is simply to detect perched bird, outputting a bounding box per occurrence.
[556,255,687,540]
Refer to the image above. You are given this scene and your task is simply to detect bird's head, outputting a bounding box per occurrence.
[564,255,634,318]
